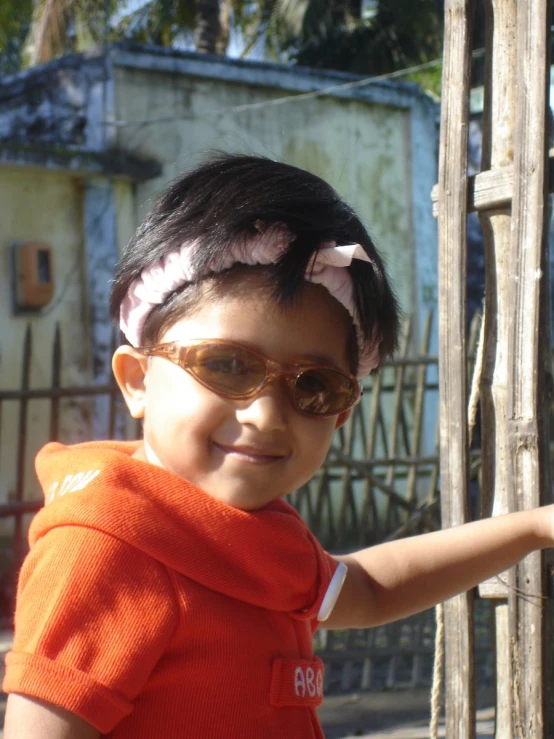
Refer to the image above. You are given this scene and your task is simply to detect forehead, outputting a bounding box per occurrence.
[161,269,353,369]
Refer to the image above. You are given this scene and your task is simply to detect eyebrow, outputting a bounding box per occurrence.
[235,340,344,369]
[297,352,342,367]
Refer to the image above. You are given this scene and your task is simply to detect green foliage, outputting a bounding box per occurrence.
[74,0,120,44]
[403,65,442,98]
[0,0,33,75]
[292,0,444,87]
[114,0,195,47]
[0,0,446,99]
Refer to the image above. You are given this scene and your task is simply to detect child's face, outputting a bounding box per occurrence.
[117,270,354,510]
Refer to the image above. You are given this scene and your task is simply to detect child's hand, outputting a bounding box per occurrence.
[533,503,554,548]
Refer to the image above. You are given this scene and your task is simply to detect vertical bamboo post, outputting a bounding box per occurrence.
[477,3,517,736]
[507,1,552,732]
[436,1,476,736]
[405,310,434,505]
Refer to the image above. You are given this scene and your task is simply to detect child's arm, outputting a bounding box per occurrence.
[4,694,100,739]
[326,506,553,629]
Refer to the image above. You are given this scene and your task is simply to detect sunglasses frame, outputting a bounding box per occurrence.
[135,339,363,418]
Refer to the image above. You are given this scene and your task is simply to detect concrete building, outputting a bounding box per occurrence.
[0,43,439,505]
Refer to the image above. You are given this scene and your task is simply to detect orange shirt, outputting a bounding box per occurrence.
[4,441,338,737]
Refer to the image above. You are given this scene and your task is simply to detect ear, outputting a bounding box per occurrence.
[112,346,147,419]
[334,409,352,430]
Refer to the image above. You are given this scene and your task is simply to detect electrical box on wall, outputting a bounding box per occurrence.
[9,242,55,313]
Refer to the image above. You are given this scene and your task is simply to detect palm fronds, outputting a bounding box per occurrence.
[25,0,74,65]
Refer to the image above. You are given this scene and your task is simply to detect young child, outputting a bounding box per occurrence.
[3,154,554,739]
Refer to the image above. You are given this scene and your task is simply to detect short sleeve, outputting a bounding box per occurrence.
[3,526,178,734]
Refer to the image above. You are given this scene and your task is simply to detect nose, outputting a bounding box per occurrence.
[235,380,289,432]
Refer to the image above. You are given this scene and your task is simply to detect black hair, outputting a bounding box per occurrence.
[109,153,400,369]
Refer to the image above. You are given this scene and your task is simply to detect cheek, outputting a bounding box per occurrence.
[299,418,336,464]
[142,367,181,422]
[143,365,229,433]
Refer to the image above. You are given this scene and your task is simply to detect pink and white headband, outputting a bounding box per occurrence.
[120,226,381,377]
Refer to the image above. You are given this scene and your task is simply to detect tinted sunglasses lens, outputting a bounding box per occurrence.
[294,368,357,415]
[188,344,266,396]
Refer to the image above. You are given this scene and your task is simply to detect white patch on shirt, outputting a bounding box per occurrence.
[46,469,101,503]
[294,664,323,698]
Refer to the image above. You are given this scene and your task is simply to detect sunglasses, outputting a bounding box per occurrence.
[136,340,362,418]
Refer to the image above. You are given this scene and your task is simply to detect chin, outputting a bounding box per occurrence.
[221,497,271,512]
[213,488,281,511]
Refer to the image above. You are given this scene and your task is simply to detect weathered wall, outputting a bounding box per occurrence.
[0,46,439,513]
[0,165,136,511]
[0,52,110,152]
[0,46,438,363]
[0,166,88,508]
[113,61,428,325]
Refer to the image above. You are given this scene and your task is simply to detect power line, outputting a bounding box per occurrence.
[107,50,483,130]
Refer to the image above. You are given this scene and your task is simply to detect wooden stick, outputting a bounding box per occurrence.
[436,1,476,736]
[507,0,552,732]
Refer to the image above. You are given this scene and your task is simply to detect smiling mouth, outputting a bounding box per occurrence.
[213,442,286,465]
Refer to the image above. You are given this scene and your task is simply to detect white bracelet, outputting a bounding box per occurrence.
[317,562,348,621]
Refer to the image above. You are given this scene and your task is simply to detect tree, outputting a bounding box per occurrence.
[1,0,448,97]
[0,0,33,74]
[9,0,223,68]
[113,0,220,55]
[269,0,445,94]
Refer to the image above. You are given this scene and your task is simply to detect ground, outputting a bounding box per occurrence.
[318,689,495,738]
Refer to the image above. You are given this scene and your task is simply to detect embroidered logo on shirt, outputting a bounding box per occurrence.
[269,657,324,707]
[46,469,101,503]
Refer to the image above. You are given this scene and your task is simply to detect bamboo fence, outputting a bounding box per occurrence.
[0,315,490,692]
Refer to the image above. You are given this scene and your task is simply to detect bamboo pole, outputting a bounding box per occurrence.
[506,1,552,732]
[476,3,517,736]
[436,1,476,736]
